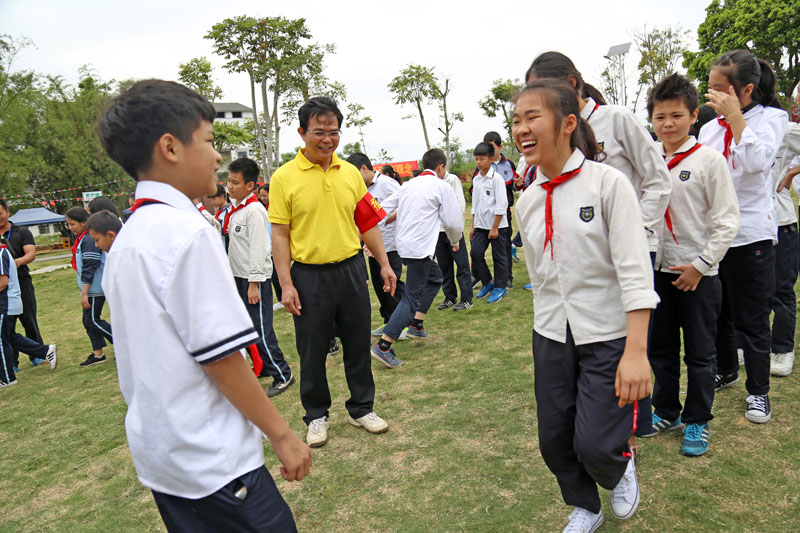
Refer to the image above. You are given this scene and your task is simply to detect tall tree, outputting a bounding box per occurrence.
[346,102,372,157]
[432,75,463,166]
[478,78,522,158]
[388,64,437,150]
[684,0,800,102]
[630,25,690,112]
[212,121,253,154]
[177,57,223,102]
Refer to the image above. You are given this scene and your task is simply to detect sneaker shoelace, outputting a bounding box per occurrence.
[564,509,594,532]
[684,424,704,441]
[775,353,792,365]
[610,463,635,504]
[309,418,327,434]
[746,395,767,412]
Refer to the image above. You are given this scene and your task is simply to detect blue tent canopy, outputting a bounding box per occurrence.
[9,207,65,226]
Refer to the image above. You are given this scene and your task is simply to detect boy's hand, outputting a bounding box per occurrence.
[81,294,90,310]
[488,227,498,239]
[777,165,800,192]
[470,228,475,240]
[668,264,703,292]
[452,242,460,252]
[615,346,652,408]
[281,285,302,316]
[247,282,260,305]
[271,432,312,482]
[381,264,397,296]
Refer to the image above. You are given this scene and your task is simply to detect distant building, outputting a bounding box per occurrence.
[213,102,256,162]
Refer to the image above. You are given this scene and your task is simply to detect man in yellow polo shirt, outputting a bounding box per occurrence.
[270,96,397,448]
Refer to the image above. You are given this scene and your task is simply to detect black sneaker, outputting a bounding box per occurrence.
[437,299,456,310]
[79,354,107,367]
[714,372,739,391]
[267,375,295,397]
[507,281,514,290]
[745,394,771,423]
[453,300,473,311]
[328,338,341,356]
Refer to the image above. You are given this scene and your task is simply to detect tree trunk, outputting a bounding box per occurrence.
[416,98,430,150]
[259,79,274,178]
[273,90,281,171]
[248,70,269,178]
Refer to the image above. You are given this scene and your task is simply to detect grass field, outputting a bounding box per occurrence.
[1,235,799,532]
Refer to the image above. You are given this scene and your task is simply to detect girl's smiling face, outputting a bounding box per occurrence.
[66,217,86,236]
[512,90,563,169]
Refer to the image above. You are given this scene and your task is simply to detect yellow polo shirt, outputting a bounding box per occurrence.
[269,149,370,264]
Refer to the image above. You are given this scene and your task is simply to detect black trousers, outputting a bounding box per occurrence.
[505,210,514,283]
[271,262,283,303]
[0,314,16,383]
[716,240,775,395]
[471,227,510,289]
[291,253,375,425]
[234,277,291,383]
[533,327,633,514]
[434,232,472,303]
[83,296,113,351]
[771,224,798,353]
[383,257,442,341]
[152,466,296,533]
[12,278,42,365]
[368,251,405,323]
[650,272,721,425]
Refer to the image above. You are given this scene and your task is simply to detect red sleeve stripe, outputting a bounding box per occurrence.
[354,191,386,233]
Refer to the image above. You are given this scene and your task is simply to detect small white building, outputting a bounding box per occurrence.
[214,102,256,161]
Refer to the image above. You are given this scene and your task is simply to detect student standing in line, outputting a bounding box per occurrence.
[98,80,310,531]
[642,74,740,456]
[371,148,464,367]
[482,131,517,288]
[434,162,473,312]
[65,207,113,368]
[225,157,294,398]
[514,79,657,533]
[471,142,510,304]
[699,50,788,423]
[525,51,672,440]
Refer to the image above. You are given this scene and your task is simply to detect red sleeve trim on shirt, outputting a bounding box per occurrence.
[354,191,386,233]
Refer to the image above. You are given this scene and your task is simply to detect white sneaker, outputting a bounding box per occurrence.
[348,411,389,434]
[46,344,57,370]
[0,379,18,389]
[273,302,285,311]
[306,416,328,447]
[371,325,385,336]
[562,507,604,533]
[397,329,409,341]
[609,456,640,519]
[771,352,794,377]
[737,348,744,367]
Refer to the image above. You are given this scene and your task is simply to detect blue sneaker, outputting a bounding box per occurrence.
[681,423,710,456]
[523,283,532,290]
[370,344,403,368]
[476,282,495,299]
[511,246,520,263]
[31,358,46,367]
[640,413,684,437]
[13,366,19,374]
[487,287,507,303]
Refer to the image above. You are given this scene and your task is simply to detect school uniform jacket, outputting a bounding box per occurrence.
[227,193,272,281]
[653,137,740,277]
[699,104,787,246]
[379,170,464,260]
[76,234,106,297]
[773,121,800,226]
[471,167,509,230]
[368,172,401,252]
[581,97,672,252]
[0,246,22,316]
[516,149,659,345]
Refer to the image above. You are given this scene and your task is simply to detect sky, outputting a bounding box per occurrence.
[1,0,709,163]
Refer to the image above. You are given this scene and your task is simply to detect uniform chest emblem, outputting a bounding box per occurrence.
[580,206,594,222]
[598,141,605,150]
[485,189,491,196]
[679,170,691,181]
[235,225,242,233]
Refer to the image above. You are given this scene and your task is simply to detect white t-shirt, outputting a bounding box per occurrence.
[368,173,402,252]
[471,167,509,230]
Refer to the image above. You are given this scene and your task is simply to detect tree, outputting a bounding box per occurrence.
[373,148,391,164]
[345,102,372,157]
[340,141,361,159]
[432,75,463,166]
[684,0,800,102]
[629,25,690,112]
[177,57,223,102]
[478,78,522,158]
[388,64,437,150]
[212,121,253,153]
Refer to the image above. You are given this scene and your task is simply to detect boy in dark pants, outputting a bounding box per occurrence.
[226,157,294,397]
[434,168,472,311]
[99,79,310,531]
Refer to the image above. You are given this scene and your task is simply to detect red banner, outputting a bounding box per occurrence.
[374,160,419,178]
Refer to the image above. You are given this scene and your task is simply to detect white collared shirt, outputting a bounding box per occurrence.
[654,137,740,276]
[699,104,787,246]
[368,172,401,252]
[773,121,800,226]
[379,170,464,259]
[516,149,659,345]
[103,180,263,498]
[581,97,672,252]
[227,193,272,281]
[471,167,509,230]
[440,172,466,232]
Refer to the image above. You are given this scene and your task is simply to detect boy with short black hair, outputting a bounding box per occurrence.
[470,142,510,304]
[87,211,122,253]
[98,79,310,531]
[482,131,517,287]
[644,73,740,456]
[226,157,294,397]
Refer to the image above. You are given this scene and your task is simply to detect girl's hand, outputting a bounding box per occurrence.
[705,86,741,120]
[615,346,652,408]
[81,294,90,310]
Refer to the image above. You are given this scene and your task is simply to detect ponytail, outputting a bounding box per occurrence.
[712,50,783,110]
[574,118,602,162]
[582,83,608,105]
[754,58,782,109]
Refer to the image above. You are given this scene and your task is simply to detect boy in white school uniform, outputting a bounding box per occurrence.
[226,157,295,397]
[471,142,510,304]
[98,79,310,531]
[434,166,473,311]
[644,74,740,456]
[371,148,464,367]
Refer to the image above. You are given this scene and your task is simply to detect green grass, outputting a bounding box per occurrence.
[1,228,799,532]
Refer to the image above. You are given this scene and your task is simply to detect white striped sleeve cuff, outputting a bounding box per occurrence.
[191,327,259,365]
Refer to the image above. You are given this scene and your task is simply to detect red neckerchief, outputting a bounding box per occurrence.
[71,230,87,271]
[419,169,437,177]
[223,194,262,234]
[716,116,735,169]
[197,204,207,213]
[130,198,167,212]
[661,142,703,245]
[538,163,584,259]
[585,102,600,121]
